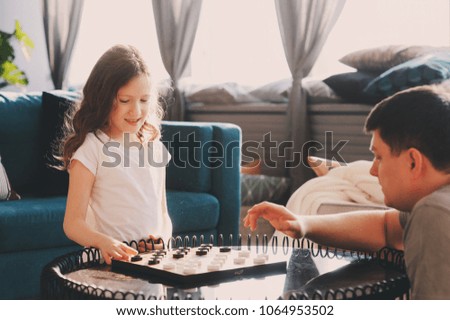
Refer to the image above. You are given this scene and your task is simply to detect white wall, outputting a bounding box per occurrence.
[0,0,54,92]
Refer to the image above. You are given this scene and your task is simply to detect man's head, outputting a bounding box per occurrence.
[365,85,450,210]
[365,85,450,171]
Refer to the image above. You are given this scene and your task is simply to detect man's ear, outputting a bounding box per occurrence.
[407,148,424,177]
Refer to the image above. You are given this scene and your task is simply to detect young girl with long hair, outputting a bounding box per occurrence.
[62,45,172,264]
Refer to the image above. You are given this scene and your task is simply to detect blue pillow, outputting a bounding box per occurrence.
[364,53,450,99]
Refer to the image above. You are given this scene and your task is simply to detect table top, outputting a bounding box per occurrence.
[41,238,410,300]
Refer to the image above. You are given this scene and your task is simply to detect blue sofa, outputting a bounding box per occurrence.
[0,91,241,299]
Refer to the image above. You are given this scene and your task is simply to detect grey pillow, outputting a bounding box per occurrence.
[340,45,450,74]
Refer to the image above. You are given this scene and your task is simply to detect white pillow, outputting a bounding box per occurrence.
[250,78,341,103]
[185,82,259,104]
[0,155,12,201]
[0,155,20,201]
[249,78,291,103]
[301,77,342,103]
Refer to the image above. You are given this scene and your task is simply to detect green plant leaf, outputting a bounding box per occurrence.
[1,60,28,86]
[14,20,34,60]
[0,21,33,87]
[0,31,15,62]
[14,20,34,49]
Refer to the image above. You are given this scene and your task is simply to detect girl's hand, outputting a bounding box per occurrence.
[243,201,303,239]
[138,235,164,252]
[98,237,138,265]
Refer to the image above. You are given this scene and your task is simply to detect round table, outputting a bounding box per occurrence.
[40,237,410,300]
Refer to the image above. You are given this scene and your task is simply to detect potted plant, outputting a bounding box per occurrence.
[0,20,34,89]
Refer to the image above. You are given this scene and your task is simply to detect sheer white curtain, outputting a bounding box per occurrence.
[275,0,346,190]
[42,0,84,89]
[152,0,202,120]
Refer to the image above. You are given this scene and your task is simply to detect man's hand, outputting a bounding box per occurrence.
[243,201,303,239]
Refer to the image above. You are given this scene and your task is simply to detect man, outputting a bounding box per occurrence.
[244,85,450,299]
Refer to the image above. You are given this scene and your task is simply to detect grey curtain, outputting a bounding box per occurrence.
[275,0,346,190]
[152,0,202,121]
[42,0,84,89]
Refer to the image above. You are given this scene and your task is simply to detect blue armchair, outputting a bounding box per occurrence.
[162,121,241,241]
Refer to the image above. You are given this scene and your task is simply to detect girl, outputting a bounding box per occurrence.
[62,45,172,264]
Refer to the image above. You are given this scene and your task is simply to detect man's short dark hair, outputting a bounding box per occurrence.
[365,84,450,172]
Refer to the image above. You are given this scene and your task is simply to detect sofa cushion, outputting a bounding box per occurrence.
[38,90,80,196]
[0,196,74,253]
[162,122,213,193]
[167,191,219,234]
[0,92,43,194]
[0,191,220,252]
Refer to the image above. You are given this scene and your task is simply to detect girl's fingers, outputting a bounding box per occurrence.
[121,244,138,255]
[138,242,146,253]
[108,245,137,263]
[103,254,112,265]
[102,250,121,265]
[145,236,164,250]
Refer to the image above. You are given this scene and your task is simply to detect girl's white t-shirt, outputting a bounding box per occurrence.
[71,130,173,243]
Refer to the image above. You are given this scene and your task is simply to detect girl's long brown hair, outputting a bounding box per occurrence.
[60,44,163,170]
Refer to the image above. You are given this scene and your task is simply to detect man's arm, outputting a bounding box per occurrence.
[244,201,403,252]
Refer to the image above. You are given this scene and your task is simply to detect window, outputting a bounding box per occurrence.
[69,0,449,88]
[313,0,450,77]
[187,0,290,87]
[68,0,167,89]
